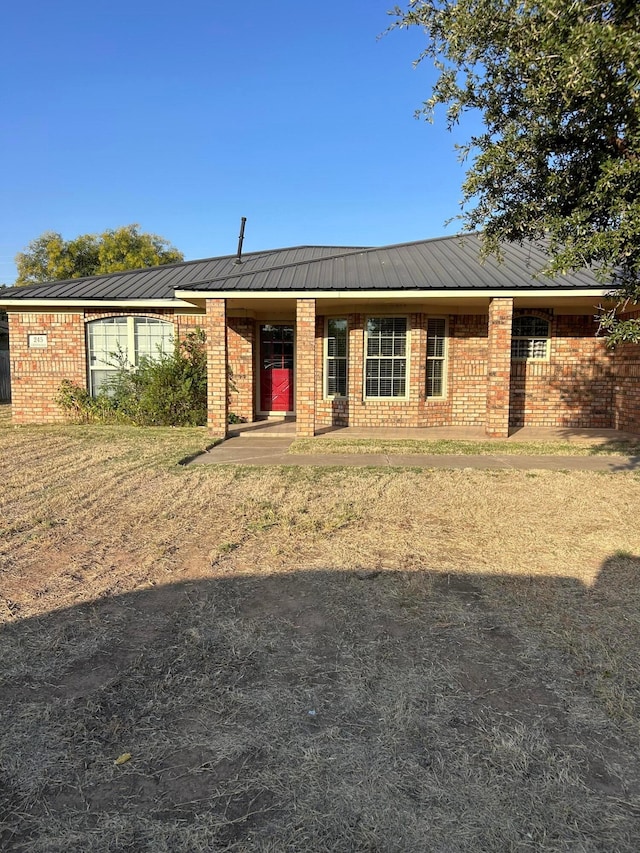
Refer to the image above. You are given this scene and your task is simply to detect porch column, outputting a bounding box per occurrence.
[486,297,513,438]
[296,298,316,437]
[206,297,228,437]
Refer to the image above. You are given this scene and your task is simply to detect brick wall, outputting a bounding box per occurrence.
[313,311,490,430]
[436,314,488,427]
[227,318,255,423]
[311,305,622,435]
[8,302,639,435]
[7,309,207,425]
[8,312,86,423]
[509,313,614,428]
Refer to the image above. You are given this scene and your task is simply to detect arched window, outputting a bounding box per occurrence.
[511,315,550,360]
[87,316,174,395]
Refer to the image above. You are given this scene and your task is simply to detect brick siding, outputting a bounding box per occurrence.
[227,318,255,423]
[8,309,205,424]
[7,300,640,435]
[313,312,490,430]
[509,313,614,428]
[8,312,87,423]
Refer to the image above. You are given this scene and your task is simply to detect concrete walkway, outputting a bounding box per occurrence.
[188,436,640,472]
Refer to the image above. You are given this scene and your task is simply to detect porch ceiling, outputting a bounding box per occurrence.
[200,293,611,317]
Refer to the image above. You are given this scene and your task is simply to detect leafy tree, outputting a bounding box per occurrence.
[15,224,183,286]
[390,0,640,341]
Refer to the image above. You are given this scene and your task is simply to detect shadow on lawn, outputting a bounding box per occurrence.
[2,556,640,852]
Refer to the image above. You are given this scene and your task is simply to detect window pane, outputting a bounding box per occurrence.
[366,358,406,397]
[393,337,406,356]
[134,318,173,362]
[327,359,347,397]
[531,338,548,358]
[511,339,527,359]
[367,317,407,338]
[512,316,549,338]
[325,319,347,397]
[88,316,173,397]
[91,369,116,395]
[88,317,128,368]
[327,319,347,357]
[426,318,447,398]
[367,337,380,357]
[426,360,443,397]
[427,318,446,358]
[365,318,407,398]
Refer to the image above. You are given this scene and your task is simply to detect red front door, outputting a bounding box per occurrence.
[260,324,294,412]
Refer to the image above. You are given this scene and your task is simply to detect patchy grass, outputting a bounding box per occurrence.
[2,419,640,851]
[289,437,640,456]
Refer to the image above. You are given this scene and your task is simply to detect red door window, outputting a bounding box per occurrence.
[260,325,294,412]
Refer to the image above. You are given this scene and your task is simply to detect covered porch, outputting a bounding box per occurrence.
[198,292,622,440]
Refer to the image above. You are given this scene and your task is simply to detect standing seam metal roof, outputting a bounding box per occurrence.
[177,235,602,292]
[0,246,367,300]
[0,235,605,301]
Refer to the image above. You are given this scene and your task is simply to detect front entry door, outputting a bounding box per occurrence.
[260,324,294,412]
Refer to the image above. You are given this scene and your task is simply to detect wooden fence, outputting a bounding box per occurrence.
[0,351,11,401]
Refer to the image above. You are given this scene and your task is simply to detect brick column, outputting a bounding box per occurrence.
[486,297,514,437]
[205,298,228,437]
[295,298,316,438]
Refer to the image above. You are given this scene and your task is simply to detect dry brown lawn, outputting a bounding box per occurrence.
[2,406,640,851]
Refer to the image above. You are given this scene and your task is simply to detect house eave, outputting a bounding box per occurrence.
[174,288,611,300]
[1,298,198,310]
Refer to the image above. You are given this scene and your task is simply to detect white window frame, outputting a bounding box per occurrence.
[364,315,410,401]
[324,317,348,399]
[87,316,174,395]
[511,315,550,361]
[426,316,448,399]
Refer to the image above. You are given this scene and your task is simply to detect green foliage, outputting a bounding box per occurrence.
[15,224,183,286]
[57,329,207,426]
[56,380,125,424]
[390,0,640,340]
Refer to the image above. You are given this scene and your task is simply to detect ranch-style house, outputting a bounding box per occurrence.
[1,234,639,438]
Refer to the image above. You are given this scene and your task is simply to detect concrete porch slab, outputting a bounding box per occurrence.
[315,425,639,444]
[228,419,639,445]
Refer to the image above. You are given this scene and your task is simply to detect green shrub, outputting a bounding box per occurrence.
[57,328,208,426]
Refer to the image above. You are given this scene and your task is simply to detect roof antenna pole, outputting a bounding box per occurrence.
[234,217,247,265]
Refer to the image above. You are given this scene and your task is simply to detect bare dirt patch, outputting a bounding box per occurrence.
[2,421,640,850]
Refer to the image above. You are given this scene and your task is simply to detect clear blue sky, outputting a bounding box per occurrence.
[0,1,473,284]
